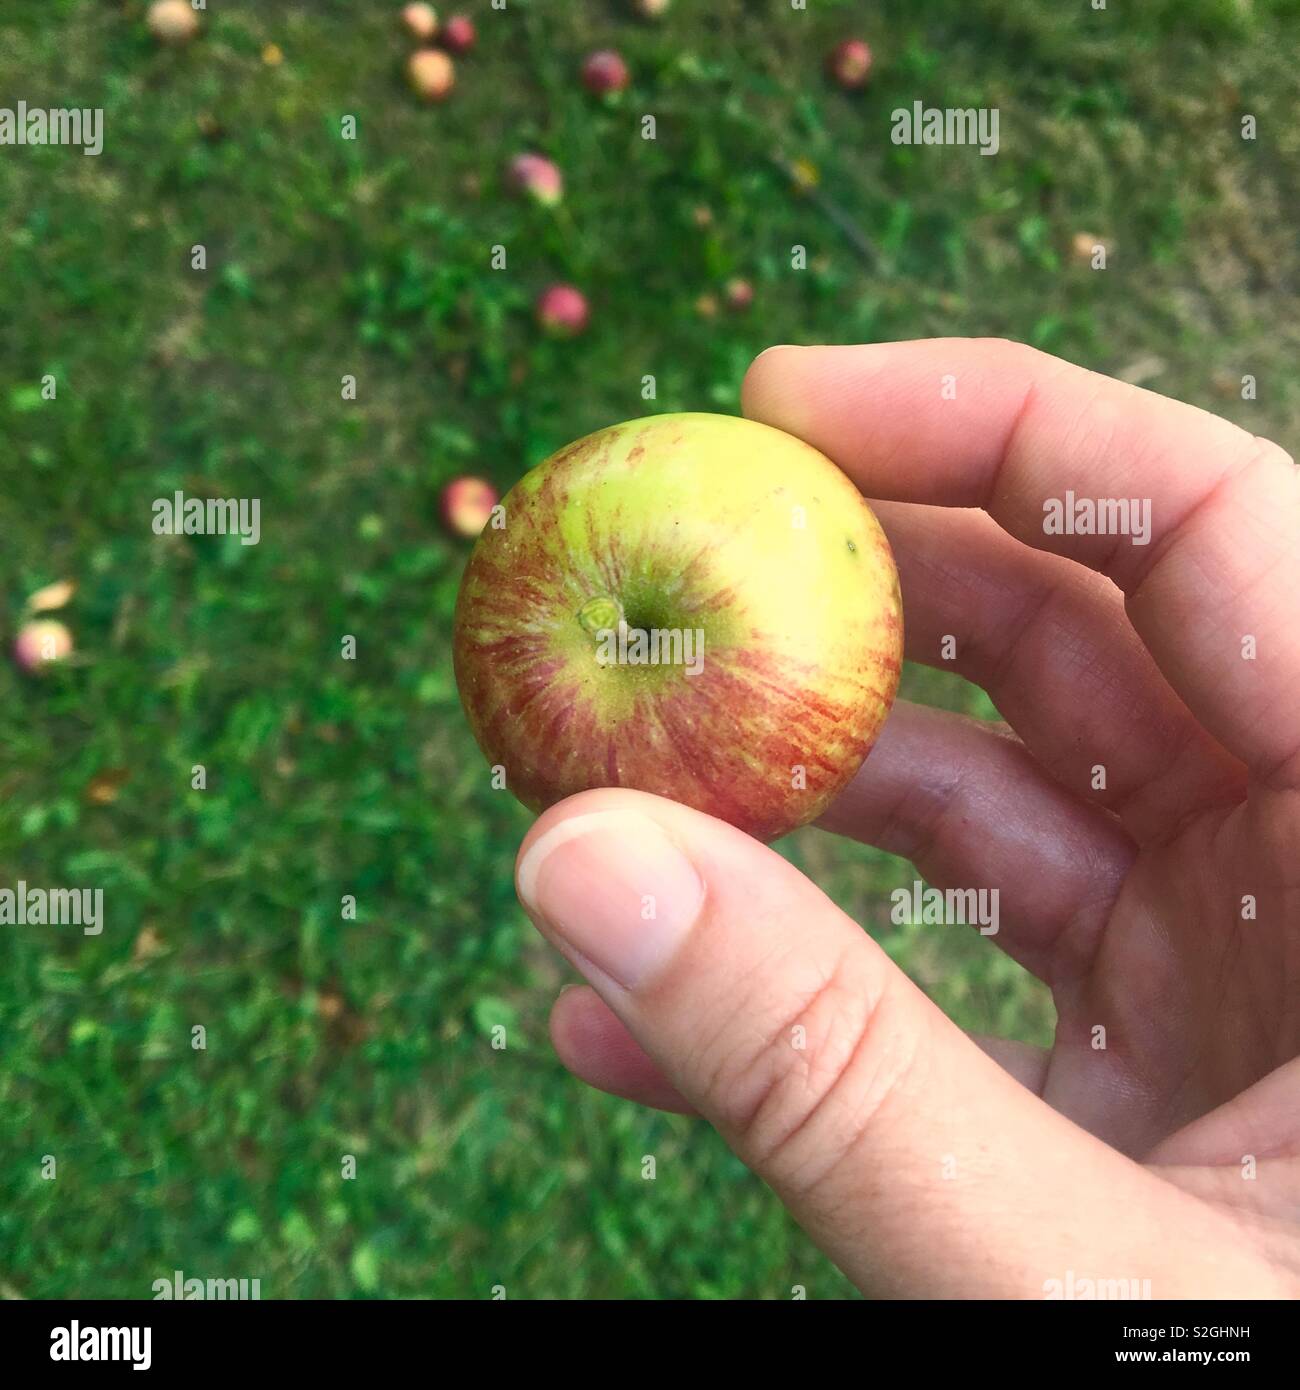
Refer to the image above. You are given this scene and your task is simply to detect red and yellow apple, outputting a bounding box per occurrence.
[400,4,439,43]
[14,619,74,675]
[440,14,475,53]
[828,38,873,89]
[453,413,902,841]
[148,0,200,45]
[441,476,499,538]
[535,284,589,337]
[407,49,455,102]
[582,50,630,96]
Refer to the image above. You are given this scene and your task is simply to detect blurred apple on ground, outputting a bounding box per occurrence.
[536,285,589,337]
[407,49,455,101]
[400,3,438,42]
[148,0,200,45]
[441,478,499,539]
[583,50,630,95]
[441,15,476,53]
[14,620,74,675]
[508,153,563,207]
[828,39,873,89]
[724,278,754,312]
[1071,231,1111,265]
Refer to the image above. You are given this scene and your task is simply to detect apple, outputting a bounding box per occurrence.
[536,284,589,337]
[441,15,476,53]
[148,0,200,45]
[508,153,563,207]
[724,277,754,312]
[453,413,902,841]
[407,49,455,102]
[1071,231,1109,265]
[632,0,671,16]
[441,477,499,538]
[14,620,74,675]
[828,38,873,89]
[400,3,438,42]
[582,50,630,96]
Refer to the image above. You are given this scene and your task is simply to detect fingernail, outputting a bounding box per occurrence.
[751,343,798,365]
[517,810,705,990]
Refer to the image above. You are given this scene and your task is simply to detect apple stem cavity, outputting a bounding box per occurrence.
[577,595,624,637]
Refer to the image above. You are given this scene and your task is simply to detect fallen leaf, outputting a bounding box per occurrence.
[25,579,76,614]
[84,766,131,805]
[132,926,164,962]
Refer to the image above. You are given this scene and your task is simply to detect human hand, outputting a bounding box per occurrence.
[515,339,1300,1298]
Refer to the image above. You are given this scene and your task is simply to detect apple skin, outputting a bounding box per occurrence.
[453,413,902,842]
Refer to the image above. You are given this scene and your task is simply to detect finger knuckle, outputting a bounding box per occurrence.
[705,946,917,1193]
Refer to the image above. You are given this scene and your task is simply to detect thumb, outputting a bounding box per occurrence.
[516,788,1264,1298]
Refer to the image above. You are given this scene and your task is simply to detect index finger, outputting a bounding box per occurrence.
[743,339,1300,787]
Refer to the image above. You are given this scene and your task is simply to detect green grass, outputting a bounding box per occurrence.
[1,0,1297,1298]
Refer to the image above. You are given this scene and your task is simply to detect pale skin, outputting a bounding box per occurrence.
[514,339,1300,1298]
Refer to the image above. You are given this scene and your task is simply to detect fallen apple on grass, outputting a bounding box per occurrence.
[14,620,74,676]
[400,4,439,43]
[440,15,476,54]
[535,284,589,337]
[453,413,902,841]
[407,49,455,102]
[724,277,755,312]
[148,0,200,45]
[441,476,499,538]
[828,38,873,89]
[582,50,630,96]
[507,153,563,207]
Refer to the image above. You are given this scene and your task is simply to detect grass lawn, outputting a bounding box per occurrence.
[1,0,1297,1298]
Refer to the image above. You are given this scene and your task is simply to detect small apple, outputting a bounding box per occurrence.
[632,0,671,17]
[400,3,438,42]
[583,50,630,96]
[148,0,200,45]
[441,15,476,53]
[14,620,74,675]
[508,153,563,207]
[453,413,902,841]
[441,477,499,539]
[828,38,873,89]
[724,277,754,312]
[407,49,455,102]
[1071,231,1109,265]
[536,284,589,337]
